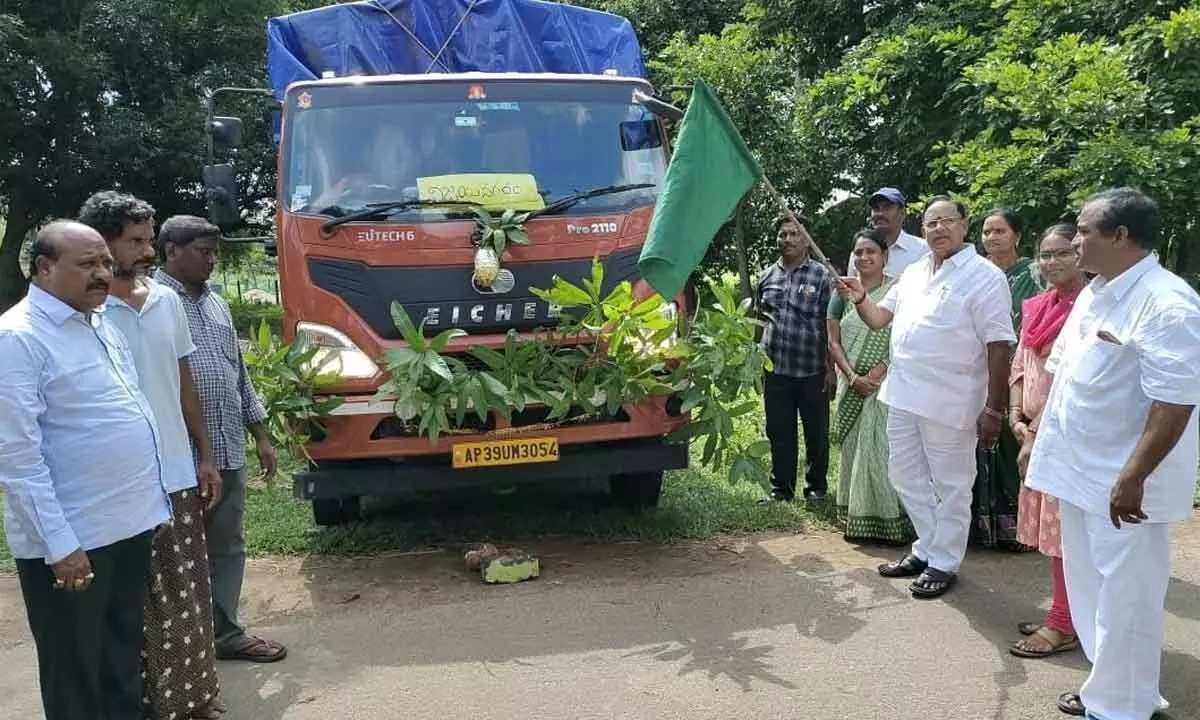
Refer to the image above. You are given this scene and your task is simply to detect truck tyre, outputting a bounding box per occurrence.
[312,496,362,526]
[609,471,664,510]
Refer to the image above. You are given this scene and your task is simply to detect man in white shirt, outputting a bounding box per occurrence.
[837,196,1015,599]
[848,187,929,279]
[79,191,226,719]
[1023,187,1200,720]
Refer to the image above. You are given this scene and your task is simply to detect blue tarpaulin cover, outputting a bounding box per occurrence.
[266,0,646,99]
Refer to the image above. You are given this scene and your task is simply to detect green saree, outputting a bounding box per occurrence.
[830,278,913,545]
[1005,257,1040,334]
[970,257,1042,550]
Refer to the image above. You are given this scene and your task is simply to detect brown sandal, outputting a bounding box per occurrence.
[1010,627,1078,658]
[216,635,288,663]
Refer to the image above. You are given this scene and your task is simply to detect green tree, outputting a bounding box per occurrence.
[0,0,286,310]
[574,0,746,56]
[785,0,1200,269]
[941,1,1200,270]
[651,21,820,275]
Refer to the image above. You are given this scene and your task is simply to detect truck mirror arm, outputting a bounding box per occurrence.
[632,90,684,122]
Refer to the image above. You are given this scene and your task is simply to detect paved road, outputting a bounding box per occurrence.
[1,518,1197,720]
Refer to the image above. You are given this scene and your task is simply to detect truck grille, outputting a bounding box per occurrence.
[306,247,642,339]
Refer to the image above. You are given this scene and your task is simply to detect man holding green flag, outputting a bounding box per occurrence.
[638,79,836,503]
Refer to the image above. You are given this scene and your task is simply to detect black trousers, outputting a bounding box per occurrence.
[17,530,154,720]
[764,372,831,499]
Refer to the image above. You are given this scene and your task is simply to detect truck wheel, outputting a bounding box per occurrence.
[312,496,362,526]
[609,472,664,510]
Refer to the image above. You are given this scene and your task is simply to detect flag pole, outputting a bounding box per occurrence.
[759,175,841,277]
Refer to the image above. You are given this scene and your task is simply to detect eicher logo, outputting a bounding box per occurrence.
[357,229,416,243]
[421,301,562,328]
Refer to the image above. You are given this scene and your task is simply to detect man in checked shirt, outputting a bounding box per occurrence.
[755,214,835,504]
[154,215,287,664]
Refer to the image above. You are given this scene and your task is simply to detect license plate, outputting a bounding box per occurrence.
[452,437,560,469]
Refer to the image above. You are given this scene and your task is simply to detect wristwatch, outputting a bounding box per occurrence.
[982,406,1004,420]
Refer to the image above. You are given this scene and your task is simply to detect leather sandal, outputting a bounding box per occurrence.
[878,554,928,578]
[216,635,288,663]
[1010,627,1078,658]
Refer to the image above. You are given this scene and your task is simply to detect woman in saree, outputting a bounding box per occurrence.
[971,207,1043,549]
[827,228,912,544]
[1009,223,1087,658]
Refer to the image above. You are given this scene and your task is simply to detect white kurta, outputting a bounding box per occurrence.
[1026,255,1200,720]
[879,244,1016,431]
[876,245,1015,573]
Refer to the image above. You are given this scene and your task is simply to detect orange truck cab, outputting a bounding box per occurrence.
[202,0,689,525]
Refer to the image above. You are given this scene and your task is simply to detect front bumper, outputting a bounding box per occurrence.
[294,436,688,499]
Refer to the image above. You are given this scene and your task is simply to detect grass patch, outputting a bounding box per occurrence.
[242,458,838,559]
[241,403,838,557]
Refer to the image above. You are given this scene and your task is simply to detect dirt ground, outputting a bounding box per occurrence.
[0,520,1198,719]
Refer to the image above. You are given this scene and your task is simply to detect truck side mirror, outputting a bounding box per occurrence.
[210,116,244,149]
[202,164,241,232]
[619,119,662,151]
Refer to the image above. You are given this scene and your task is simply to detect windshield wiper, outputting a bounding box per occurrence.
[319,200,482,234]
[529,183,656,218]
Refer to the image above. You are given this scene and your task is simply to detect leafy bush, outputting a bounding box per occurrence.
[243,321,344,460]
[227,296,283,339]
[375,259,773,482]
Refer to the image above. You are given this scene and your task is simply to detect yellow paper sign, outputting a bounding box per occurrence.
[416,173,545,210]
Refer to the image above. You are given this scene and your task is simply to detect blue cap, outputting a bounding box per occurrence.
[868,187,906,207]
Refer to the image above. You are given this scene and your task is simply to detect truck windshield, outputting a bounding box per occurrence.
[283,79,667,221]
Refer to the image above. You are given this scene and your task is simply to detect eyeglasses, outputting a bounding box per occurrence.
[922,217,963,230]
[1037,249,1078,261]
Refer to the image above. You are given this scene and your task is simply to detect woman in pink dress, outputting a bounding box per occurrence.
[1008,223,1087,658]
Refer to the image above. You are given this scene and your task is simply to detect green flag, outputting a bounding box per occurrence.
[638,79,763,300]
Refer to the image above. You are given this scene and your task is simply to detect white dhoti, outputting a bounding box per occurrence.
[1059,500,1171,720]
[886,408,977,573]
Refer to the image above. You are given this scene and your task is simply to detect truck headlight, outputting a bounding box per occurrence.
[295,322,378,380]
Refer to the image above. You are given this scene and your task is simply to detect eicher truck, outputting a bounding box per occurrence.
[202,0,690,525]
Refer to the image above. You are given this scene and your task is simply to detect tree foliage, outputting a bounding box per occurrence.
[615,0,1200,274]
[0,0,286,310]
[783,0,1200,270]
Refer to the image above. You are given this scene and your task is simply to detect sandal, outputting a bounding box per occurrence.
[910,568,956,599]
[1017,621,1041,636]
[1057,692,1085,717]
[1057,691,1170,717]
[216,635,288,663]
[878,554,928,578]
[1010,627,1078,658]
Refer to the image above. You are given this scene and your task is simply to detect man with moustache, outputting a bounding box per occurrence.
[79,191,226,718]
[0,221,171,720]
[849,187,929,279]
[837,196,1014,599]
[1024,188,1199,719]
[154,216,286,664]
[756,213,834,504]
